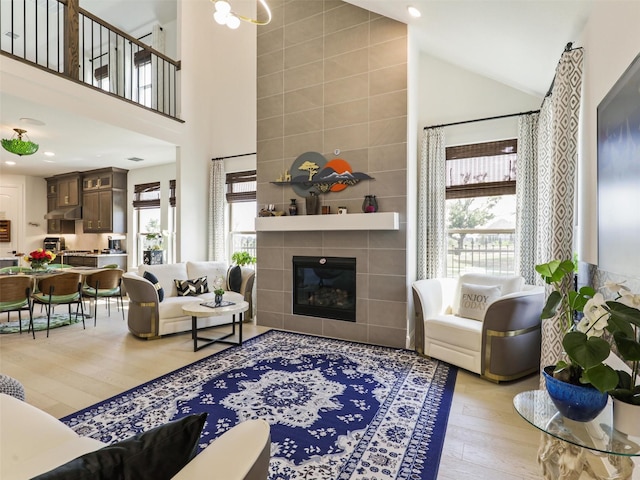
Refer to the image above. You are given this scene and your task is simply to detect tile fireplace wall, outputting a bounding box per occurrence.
[256,0,409,347]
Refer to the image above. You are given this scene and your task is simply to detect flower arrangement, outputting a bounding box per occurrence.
[537,259,640,405]
[212,276,225,296]
[24,248,56,269]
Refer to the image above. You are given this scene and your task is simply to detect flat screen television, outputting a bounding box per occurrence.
[597,53,640,277]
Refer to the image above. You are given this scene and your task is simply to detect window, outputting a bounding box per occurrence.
[445,140,517,277]
[133,182,161,265]
[226,170,256,263]
[134,49,152,108]
[94,63,109,92]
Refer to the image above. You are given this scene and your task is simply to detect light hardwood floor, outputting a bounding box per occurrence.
[2,304,631,479]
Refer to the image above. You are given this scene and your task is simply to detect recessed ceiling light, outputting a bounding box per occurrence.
[44,159,55,163]
[4,31,19,40]
[44,151,55,156]
[5,161,16,166]
[407,6,421,18]
[127,157,144,162]
[19,117,45,126]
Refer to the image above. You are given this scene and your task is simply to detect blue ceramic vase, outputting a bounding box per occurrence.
[543,366,608,422]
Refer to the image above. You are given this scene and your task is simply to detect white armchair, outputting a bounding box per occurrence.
[412,273,544,382]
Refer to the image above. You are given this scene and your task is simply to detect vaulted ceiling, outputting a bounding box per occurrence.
[1,0,595,177]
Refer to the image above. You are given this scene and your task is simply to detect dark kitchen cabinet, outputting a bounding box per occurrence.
[45,176,76,234]
[82,168,128,233]
[56,173,81,207]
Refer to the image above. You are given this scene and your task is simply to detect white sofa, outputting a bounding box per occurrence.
[412,273,544,382]
[0,393,271,480]
[122,261,255,339]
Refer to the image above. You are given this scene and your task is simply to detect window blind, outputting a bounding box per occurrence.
[446,139,517,199]
[133,182,160,209]
[226,170,256,203]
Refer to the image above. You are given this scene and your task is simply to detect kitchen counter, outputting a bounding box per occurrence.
[53,253,127,269]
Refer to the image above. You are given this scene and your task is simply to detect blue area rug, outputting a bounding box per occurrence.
[61,330,457,479]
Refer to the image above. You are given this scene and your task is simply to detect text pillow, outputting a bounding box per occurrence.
[143,271,164,302]
[33,413,207,480]
[175,276,209,297]
[457,283,502,321]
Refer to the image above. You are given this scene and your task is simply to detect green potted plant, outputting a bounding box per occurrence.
[536,259,640,428]
[231,251,256,267]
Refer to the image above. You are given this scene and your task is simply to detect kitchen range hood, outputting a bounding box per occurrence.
[44,206,82,220]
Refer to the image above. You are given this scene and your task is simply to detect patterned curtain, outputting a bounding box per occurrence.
[417,128,446,280]
[537,48,584,377]
[208,159,226,261]
[515,113,539,285]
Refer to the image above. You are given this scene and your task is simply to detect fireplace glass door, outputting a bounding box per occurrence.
[292,256,356,322]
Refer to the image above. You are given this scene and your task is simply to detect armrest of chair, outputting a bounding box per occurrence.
[122,273,161,339]
[172,419,270,480]
[482,286,544,333]
[239,267,256,320]
[412,278,457,320]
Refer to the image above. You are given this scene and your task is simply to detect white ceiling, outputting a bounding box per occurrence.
[0,0,595,178]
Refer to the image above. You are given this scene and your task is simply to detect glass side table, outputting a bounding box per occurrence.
[514,390,640,480]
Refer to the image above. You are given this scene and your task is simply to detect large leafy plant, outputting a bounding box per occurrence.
[537,260,640,404]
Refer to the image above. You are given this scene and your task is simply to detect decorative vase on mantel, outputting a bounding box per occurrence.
[542,366,608,422]
[289,199,298,216]
[612,398,640,437]
[362,195,378,213]
[305,191,319,215]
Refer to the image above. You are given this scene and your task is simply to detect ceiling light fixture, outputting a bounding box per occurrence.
[1,128,39,156]
[211,0,272,29]
[407,6,421,18]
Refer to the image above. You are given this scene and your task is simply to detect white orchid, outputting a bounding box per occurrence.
[578,293,610,337]
[619,292,640,309]
[604,281,630,296]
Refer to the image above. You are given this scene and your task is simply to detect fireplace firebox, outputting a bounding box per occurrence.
[292,256,356,322]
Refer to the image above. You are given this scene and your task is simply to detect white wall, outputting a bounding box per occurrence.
[418,53,542,147]
[176,0,257,262]
[578,1,640,267]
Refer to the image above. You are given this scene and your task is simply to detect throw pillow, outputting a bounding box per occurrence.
[174,276,209,297]
[143,271,164,302]
[228,265,242,293]
[457,283,502,321]
[32,413,207,480]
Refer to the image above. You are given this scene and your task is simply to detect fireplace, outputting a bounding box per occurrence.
[292,256,356,322]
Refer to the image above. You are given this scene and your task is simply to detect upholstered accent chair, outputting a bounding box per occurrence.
[412,273,544,382]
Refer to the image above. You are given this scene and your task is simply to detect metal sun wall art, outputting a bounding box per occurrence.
[271,151,373,198]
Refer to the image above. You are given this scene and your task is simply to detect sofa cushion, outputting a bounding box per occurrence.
[453,274,524,314]
[457,283,502,321]
[143,271,164,302]
[186,261,227,291]
[32,413,207,480]
[140,263,188,298]
[425,314,483,351]
[227,265,242,293]
[175,277,209,297]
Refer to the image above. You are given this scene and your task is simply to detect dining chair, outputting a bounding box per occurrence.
[32,272,85,337]
[82,268,125,324]
[0,276,35,339]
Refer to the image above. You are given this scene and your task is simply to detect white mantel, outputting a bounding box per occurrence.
[254,212,399,232]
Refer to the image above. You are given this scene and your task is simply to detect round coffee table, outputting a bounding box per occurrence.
[182,294,249,352]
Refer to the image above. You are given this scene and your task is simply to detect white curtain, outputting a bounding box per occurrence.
[515,113,539,285]
[208,159,226,262]
[536,47,584,376]
[417,127,446,280]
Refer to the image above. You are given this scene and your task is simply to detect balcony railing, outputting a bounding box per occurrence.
[446,228,516,277]
[0,0,181,120]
